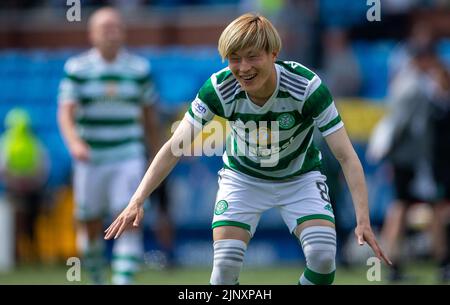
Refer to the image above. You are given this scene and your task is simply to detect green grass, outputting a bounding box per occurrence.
[0,261,445,285]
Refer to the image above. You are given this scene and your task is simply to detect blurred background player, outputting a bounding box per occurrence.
[57,7,163,284]
[150,180,176,268]
[369,43,438,281]
[0,108,50,264]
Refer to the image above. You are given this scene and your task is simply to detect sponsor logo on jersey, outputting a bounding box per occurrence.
[193,99,207,115]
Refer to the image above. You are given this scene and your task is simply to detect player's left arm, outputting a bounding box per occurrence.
[324,127,392,266]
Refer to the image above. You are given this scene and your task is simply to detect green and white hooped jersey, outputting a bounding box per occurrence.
[58,49,157,163]
[185,60,344,180]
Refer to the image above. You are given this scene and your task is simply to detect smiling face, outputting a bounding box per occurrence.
[228,48,278,103]
[217,14,282,104]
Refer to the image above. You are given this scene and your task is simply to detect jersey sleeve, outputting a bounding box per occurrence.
[302,76,344,137]
[58,60,80,105]
[184,77,224,128]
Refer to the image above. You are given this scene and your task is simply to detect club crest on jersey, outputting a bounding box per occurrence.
[214,200,228,215]
[277,113,295,129]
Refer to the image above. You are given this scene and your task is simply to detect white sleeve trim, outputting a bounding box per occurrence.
[322,121,344,137]
[314,102,339,128]
[184,112,204,129]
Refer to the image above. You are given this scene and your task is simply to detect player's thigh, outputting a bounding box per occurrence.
[109,158,146,216]
[213,226,251,244]
[294,219,335,239]
[278,171,335,237]
[73,161,109,221]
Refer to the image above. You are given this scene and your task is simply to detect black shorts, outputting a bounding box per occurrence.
[433,161,450,201]
[393,165,421,203]
[152,179,169,213]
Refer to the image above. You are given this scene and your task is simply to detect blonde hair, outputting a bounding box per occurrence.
[218,13,282,61]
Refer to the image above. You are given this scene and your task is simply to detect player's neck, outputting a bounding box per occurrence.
[247,68,277,106]
[98,49,119,63]
[248,92,273,106]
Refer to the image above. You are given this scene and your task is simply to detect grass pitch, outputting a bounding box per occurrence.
[0,261,444,285]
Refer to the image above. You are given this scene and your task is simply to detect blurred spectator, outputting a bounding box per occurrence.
[57,7,167,284]
[368,43,439,282]
[388,21,436,83]
[383,0,419,14]
[0,108,50,264]
[320,27,361,98]
[428,62,450,282]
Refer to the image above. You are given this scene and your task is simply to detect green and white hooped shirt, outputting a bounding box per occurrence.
[185,60,344,180]
[58,49,157,163]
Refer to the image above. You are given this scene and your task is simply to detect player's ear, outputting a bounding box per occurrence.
[271,51,278,62]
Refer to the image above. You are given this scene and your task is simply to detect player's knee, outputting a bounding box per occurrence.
[300,226,336,274]
[210,239,247,285]
[306,247,336,273]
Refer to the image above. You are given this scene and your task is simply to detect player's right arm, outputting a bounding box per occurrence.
[105,76,220,239]
[57,103,90,161]
[104,116,202,240]
[57,58,90,161]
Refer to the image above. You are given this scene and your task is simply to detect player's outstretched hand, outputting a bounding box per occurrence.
[104,200,144,240]
[355,223,392,266]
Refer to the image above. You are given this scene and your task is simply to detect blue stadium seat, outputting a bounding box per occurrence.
[352,40,395,100]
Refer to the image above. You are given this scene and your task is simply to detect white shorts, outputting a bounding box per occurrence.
[74,158,146,221]
[212,168,335,237]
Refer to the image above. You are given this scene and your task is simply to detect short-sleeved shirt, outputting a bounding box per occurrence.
[58,49,157,163]
[185,60,343,180]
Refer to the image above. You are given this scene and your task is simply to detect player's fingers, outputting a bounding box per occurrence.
[133,209,143,227]
[104,222,115,239]
[372,240,392,266]
[104,214,123,235]
[114,217,129,239]
[104,219,120,240]
[357,233,364,245]
[380,249,393,266]
[104,217,119,233]
[365,236,388,264]
[104,227,114,240]
[367,238,381,258]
